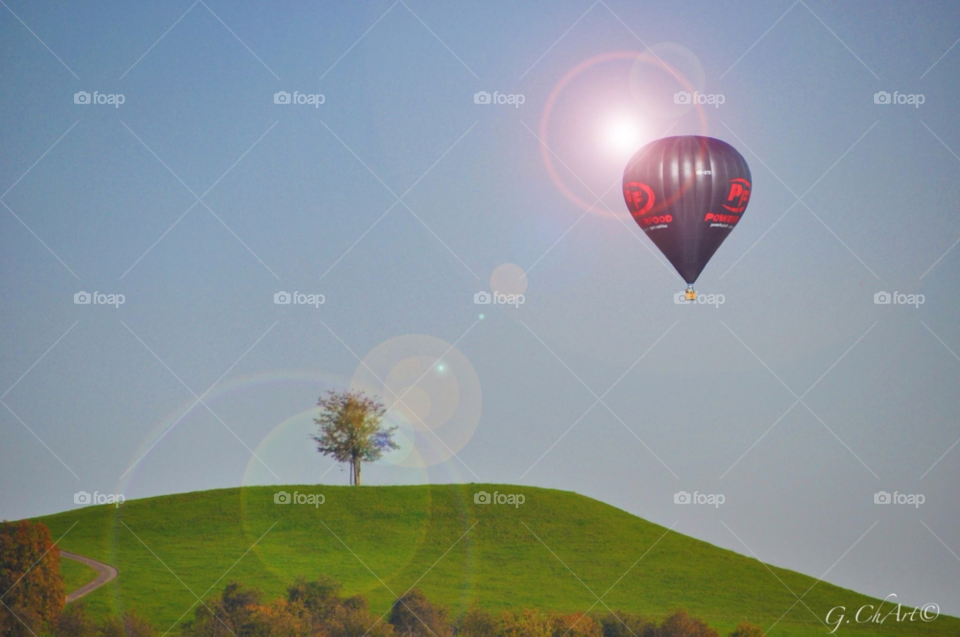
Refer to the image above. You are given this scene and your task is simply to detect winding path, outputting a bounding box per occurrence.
[62,551,118,603]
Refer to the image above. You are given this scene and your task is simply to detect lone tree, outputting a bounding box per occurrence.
[312,390,398,486]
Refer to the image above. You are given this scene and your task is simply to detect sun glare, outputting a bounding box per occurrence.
[603,116,643,156]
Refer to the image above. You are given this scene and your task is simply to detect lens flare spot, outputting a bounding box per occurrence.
[389,384,433,429]
[490,263,528,296]
[351,336,482,468]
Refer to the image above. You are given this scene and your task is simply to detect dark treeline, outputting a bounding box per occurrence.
[54,577,763,637]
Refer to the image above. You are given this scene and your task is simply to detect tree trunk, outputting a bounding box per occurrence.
[355,460,361,486]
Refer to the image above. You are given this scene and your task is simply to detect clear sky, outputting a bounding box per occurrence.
[2,0,960,616]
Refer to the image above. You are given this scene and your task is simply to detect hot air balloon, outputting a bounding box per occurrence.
[622,136,752,300]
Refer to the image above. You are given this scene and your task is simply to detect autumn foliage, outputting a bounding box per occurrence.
[0,520,65,637]
[170,581,745,637]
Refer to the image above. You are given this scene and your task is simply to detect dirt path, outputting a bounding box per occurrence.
[62,551,118,603]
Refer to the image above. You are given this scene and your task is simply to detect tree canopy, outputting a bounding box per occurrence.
[312,390,399,485]
[0,520,65,637]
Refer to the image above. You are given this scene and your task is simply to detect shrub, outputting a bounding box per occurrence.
[455,607,498,637]
[283,575,344,634]
[247,599,308,637]
[325,595,394,637]
[389,589,452,637]
[599,611,656,637]
[56,603,98,637]
[549,613,602,637]
[656,610,718,637]
[286,575,342,614]
[55,605,155,637]
[181,582,262,637]
[500,609,551,637]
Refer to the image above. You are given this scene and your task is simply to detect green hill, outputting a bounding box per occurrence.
[36,484,952,636]
[60,557,98,593]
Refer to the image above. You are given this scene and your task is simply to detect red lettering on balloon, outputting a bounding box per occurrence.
[623,182,656,217]
[723,178,751,213]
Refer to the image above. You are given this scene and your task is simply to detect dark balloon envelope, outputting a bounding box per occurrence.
[622,136,752,287]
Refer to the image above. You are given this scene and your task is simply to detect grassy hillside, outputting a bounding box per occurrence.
[60,557,98,594]
[35,484,952,636]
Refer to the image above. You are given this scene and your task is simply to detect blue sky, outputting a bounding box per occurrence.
[2,0,960,617]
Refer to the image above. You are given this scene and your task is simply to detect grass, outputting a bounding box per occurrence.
[33,484,954,636]
[60,557,97,595]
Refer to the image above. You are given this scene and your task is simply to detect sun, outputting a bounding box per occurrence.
[603,116,643,156]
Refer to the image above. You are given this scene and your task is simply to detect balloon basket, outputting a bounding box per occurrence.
[685,286,696,301]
